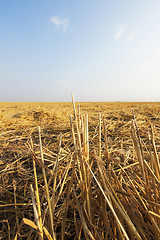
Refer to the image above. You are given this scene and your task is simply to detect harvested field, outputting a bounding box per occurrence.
[0,100,160,239]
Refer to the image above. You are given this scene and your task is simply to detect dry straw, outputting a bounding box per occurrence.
[1,98,160,239]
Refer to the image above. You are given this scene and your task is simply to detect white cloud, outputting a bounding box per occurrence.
[55,80,69,87]
[108,46,120,54]
[144,61,152,67]
[115,25,125,40]
[148,13,154,21]
[147,13,160,22]
[126,30,136,43]
[50,16,69,33]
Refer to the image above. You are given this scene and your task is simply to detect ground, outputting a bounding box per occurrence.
[0,102,160,239]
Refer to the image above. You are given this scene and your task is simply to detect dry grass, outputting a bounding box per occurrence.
[0,100,160,239]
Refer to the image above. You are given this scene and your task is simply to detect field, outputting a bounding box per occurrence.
[0,100,160,239]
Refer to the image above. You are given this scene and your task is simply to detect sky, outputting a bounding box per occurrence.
[0,0,160,102]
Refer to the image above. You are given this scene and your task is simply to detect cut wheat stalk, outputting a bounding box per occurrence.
[85,160,130,240]
[51,134,62,212]
[30,137,43,239]
[30,184,43,238]
[13,181,19,231]
[73,188,96,240]
[150,124,160,180]
[130,179,160,238]
[38,126,56,240]
[93,152,142,240]
[98,113,101,158]
[103,118,109,164]
[61,153,75,240]
[131,124,146,184]
[70,114,82,182]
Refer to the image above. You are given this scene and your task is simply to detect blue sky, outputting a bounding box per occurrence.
[0,0,160,101]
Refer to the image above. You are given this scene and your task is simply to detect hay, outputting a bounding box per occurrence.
[0,100,160,239]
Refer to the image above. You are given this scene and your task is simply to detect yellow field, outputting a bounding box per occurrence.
[0,101,160,239]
